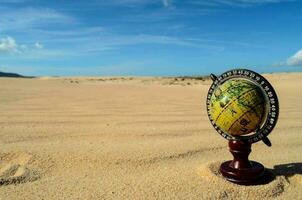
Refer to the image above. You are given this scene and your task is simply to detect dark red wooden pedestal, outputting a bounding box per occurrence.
[219,140,265,185]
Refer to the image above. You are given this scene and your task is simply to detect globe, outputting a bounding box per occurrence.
[208,78,268,136]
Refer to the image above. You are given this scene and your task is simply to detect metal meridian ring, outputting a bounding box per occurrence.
[206,69,279,144]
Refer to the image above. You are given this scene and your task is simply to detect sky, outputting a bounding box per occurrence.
[0,0,302,76]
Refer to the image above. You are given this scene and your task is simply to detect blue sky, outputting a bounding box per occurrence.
[0,0,302,76]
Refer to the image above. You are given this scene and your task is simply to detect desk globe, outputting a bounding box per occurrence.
[206,69,279,185]
[209,79,267,136]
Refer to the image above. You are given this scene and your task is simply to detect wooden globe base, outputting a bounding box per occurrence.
[220,140,265,185]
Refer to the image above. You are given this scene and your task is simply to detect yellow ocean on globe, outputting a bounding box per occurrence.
[209,79,268,136]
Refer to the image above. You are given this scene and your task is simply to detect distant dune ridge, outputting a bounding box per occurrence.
[0,71,34,78]
[0,72,301,199]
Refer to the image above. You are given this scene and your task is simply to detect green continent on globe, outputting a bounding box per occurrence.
[209,79,268,136]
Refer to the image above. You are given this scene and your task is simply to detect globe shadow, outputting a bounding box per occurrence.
[261,162,302,184]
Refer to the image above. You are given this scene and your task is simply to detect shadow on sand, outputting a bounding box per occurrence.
[262,162,302,184]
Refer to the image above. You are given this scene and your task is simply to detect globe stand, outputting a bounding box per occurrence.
[220,140,265,185]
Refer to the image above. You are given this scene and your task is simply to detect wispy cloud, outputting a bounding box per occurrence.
[186,38,266,49]
[39,33,225,54]
[0,7,75,32]
[189,0,296,7]
[27,27,105,37]
[50,0,295,9]
[68,0,159,8]
[0,0,29,3]
[125,34,223,50]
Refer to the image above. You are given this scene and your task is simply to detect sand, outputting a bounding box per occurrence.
[0,73,301,199]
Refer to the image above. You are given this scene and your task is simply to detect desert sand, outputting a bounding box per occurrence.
[0,73,301,199]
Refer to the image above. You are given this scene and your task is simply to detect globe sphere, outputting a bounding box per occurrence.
[208,79,268,136]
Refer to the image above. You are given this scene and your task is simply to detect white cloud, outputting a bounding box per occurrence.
[0,36,47,55]
[286,49,302,66]
[34,42,43,49]
[162,0,172,7]
[20,44,27,49]
[0,36,18,53]
[274,49,302,67]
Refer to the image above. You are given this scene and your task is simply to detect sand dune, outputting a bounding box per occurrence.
[0,73,301,199]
